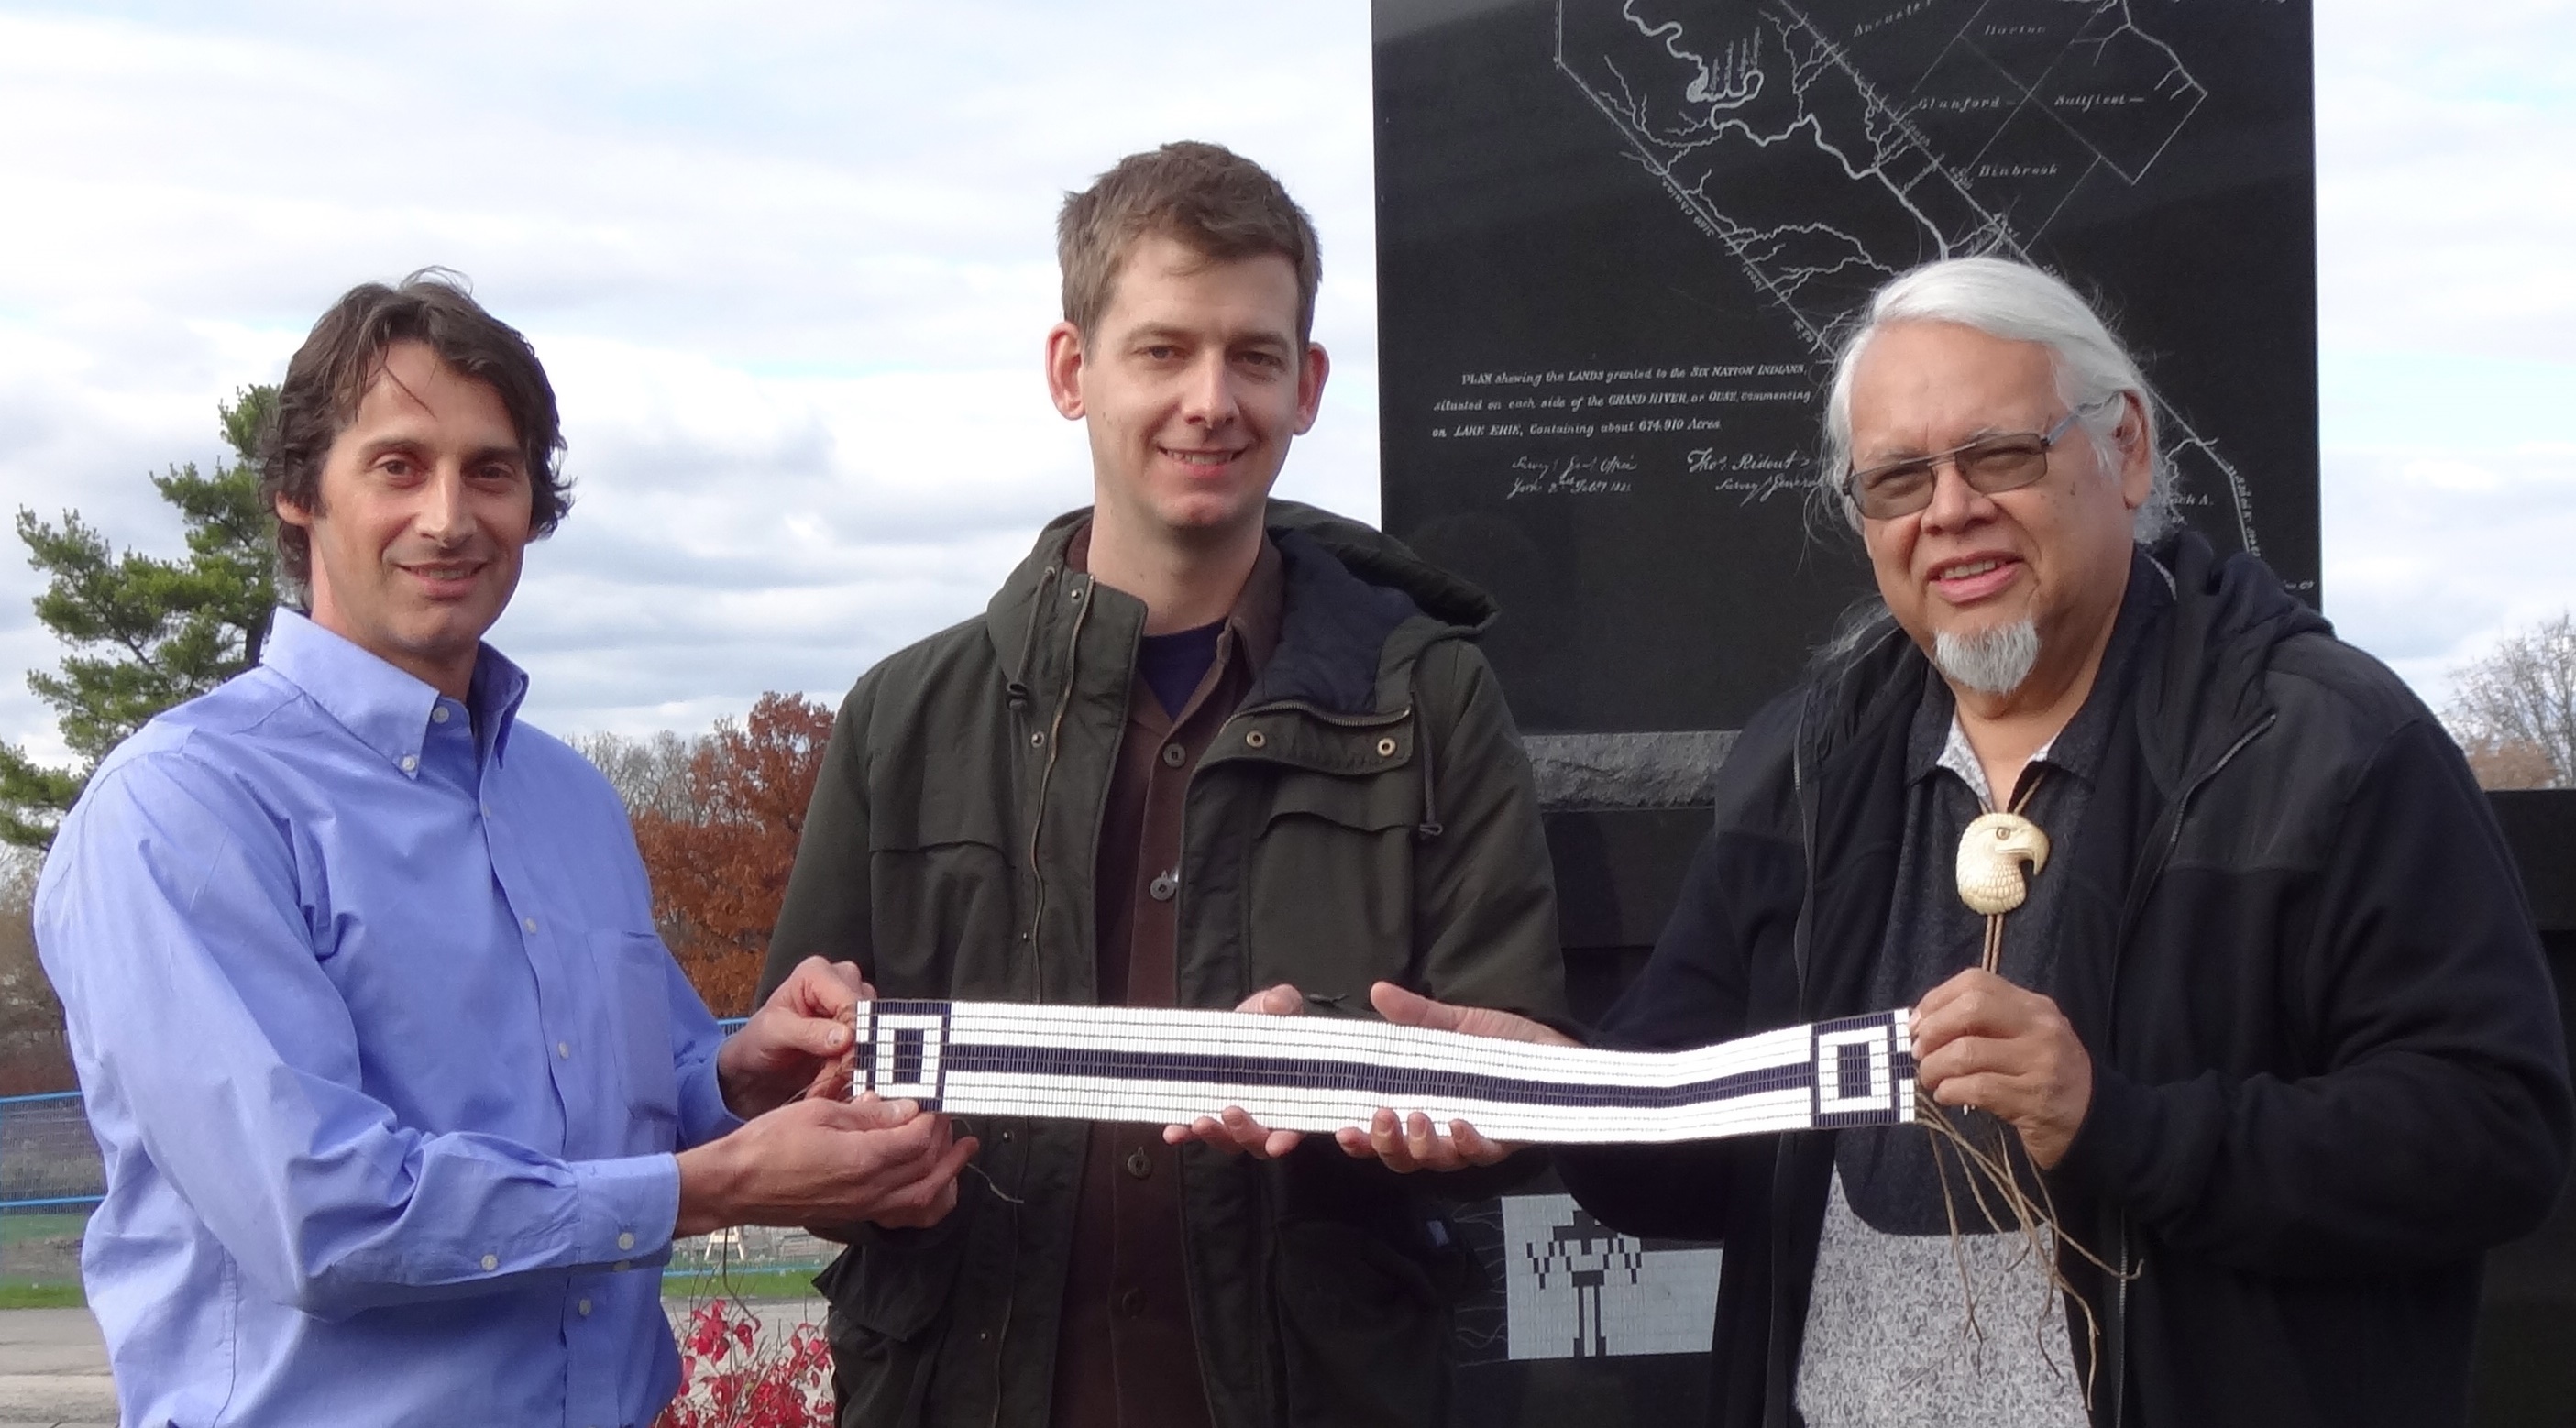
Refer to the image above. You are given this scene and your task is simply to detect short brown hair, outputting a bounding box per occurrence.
[259,269,569,588]
[1057,141,1323,343]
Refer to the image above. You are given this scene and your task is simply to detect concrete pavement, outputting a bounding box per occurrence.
[0,1308,113,1428]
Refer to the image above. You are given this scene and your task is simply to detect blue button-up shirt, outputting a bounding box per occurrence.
[37,610,741,1428]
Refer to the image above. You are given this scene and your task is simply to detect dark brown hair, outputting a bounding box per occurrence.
[1057,141,1323,343]
[259,269,568,588]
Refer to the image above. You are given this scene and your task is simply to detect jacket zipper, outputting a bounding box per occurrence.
[993,566,1095,1428]
[2097,709,2275,1428]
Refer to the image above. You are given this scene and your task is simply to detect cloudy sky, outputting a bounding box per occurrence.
[0,0,2569,761]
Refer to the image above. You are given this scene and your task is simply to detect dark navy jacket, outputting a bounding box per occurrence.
[1558,533,2573,1428]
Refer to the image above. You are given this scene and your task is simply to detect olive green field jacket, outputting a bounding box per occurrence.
[758,500,1566,1428]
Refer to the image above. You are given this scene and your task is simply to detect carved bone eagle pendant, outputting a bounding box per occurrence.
[1957,811,2051,915]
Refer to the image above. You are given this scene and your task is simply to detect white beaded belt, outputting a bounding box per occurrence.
[853,1000,1917,1144]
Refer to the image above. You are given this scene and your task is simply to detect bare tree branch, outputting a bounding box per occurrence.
[2448,610,2576,789]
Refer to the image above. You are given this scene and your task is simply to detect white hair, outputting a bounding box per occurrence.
[1818,256,2178,541]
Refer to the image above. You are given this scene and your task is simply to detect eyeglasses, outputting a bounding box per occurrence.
[1841,397,2116,520]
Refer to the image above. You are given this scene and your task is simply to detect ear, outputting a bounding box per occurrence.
[274,493,315,530]
[1291,342,1330,436]
[2112,391,2154,511]
[1043,322,1087,420]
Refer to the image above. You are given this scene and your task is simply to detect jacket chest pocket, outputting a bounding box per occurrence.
[1243,772,1421,999]
[865,800,1018,996]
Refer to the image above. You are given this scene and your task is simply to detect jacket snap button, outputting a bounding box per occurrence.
[1029,731,1045,747]
[1124,1148,1151,1179]
[1148,872,1178,902]
[1161,742,1185,767]
[1244,730,1266,749]
[1377,737,1398,757]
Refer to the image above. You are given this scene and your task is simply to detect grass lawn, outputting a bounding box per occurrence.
[659,1267,823,1302]
[0,1212,87,1246]
[0,1280,83,1309]
[0,1237,823,1313]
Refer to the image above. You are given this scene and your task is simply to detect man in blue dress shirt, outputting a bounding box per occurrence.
[35,272,974,1427]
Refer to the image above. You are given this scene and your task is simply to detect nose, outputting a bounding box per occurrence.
[1916,456,1992,534]
[414,464,475,544]
[1178,350,1238,429]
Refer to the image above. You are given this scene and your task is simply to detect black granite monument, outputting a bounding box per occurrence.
[1375,0,2318,735]
[1372,7,2571,1428]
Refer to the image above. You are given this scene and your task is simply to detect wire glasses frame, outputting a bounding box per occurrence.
[1841,395,2120,520]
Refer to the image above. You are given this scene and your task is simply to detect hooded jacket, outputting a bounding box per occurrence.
[760,500,1566,1428]
[1557,533,2572,1428]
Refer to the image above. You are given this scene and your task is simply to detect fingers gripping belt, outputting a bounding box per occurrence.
[852,1001,1917,1145]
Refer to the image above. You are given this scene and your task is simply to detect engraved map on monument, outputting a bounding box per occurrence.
[1546,0,2256,546]
[1376,0,2310,729]
[1554,0,2257,552]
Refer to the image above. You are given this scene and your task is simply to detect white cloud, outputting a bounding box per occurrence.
[2317,1,2576,365]
[0,0,2565,757]
[2323,440,2576,709]
[0,0,1380,748]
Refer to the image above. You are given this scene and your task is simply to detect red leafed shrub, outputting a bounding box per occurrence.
[656,1297,831,1428]
[631,692,836,1017]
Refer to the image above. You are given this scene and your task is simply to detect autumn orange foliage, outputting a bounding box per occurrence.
[632,693,835,1016]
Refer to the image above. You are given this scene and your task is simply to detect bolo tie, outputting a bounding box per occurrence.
[1955,771,2050,972]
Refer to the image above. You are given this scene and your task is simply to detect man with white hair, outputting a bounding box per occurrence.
[1338,256,2571,1425]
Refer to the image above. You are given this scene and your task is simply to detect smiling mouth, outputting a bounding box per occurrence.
[1161,446,1243,468]
[1936,556,2008,579]
[402,561,485,585]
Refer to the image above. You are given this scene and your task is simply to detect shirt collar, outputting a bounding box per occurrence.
[1062,521,1286,672]
[1225,535,1286,675]
[261,609,531,774]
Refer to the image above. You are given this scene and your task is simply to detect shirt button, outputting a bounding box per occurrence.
[617,1231,636,1251]
[1124,1148,1151,1180]
[523,917,538,933]
[1161,742,1185,768]
[578,1298,592,1316]
[480,801,493,818]
[1147,872,1177,903]
[431,706,450,724]
[480,1253,499,1270]
[556,1041,571,1060]
[399,754,419,773]
[1118,1288,1144,1316]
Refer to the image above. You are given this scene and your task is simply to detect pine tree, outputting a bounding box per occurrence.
[0,388,280,848]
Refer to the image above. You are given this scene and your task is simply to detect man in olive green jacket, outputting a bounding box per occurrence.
[757,143,1563,1428]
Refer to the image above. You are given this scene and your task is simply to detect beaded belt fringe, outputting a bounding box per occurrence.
[852,1000,1918,1145]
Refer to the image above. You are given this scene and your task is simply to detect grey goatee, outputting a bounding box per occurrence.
[1933,619,2040,697]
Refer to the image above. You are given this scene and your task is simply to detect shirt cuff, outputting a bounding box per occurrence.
[570,1154,683,1268]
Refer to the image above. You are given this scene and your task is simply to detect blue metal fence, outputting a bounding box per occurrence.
[0,1090,102,1287]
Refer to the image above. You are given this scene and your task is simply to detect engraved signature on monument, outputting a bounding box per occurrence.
[1693,447,1810,503]
[1506,453,1640,500]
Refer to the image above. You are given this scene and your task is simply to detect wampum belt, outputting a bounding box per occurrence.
[853,1000,1917,1144]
